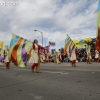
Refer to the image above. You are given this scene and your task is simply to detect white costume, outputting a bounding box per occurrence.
[87,53,92,59]
[95,50,99,58]
[46,53,49,61]
[70,49,76,61]
[42,53,45,61]
[29,44,38,63]
[5,51,9,62]
[56,52,61,64]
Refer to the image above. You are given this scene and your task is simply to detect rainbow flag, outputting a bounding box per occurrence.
[64,35,75,58]
[9,34,32,67]
[95,0,100,50]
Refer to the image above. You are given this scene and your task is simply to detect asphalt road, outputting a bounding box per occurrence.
[0,62,100,100]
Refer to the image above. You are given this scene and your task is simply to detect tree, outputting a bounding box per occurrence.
[84,39,95,48]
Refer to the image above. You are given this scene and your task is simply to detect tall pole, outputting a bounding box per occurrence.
[38,36,46,47]
[40,31,43,47]
[34,30,43,47]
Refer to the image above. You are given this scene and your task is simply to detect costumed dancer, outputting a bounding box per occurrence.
[86,45,91,64]
[45,53,50,63]
[3,50,6,63]
[56,52,61,64]
[29,39,46,73]
[70,47,76,67]
[42,51,46,63]
[87,53,92,64]
[40,52,44,63]
[95,49,99,62]
[5,49,10,69]
[0,54,3,65]
[58,49,62,62]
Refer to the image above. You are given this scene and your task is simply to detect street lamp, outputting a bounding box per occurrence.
[38,36,46,47]
[34,30,43,47]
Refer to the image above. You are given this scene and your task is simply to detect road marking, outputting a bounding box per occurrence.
[42,71,61,74]
[60,72,69,74]
[14,68,30,71]
[0,67,69,75]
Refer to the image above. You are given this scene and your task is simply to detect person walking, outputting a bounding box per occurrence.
[5,49,10,69]
[95,49,99,62]
[70,47,77,67]
[29,39,46,73]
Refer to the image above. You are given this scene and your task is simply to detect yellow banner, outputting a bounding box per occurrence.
[73,38,91,48]
[0,41,4,48]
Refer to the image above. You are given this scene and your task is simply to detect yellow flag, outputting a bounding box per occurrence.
[0,41,4,48]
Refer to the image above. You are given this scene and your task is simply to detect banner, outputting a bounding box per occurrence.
[64,35,75,58]
[45,45,50,53]
[4,45,9,50]
[9,33,32,67]
[95,0,100,50]
[86,45,90,55]
[0,41,4,49]
[73,38,91,48]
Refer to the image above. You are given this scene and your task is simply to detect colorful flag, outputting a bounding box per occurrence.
[0,41,4,49]
[40,45,50,53]
[64,35,75,58]
[9,33,32,67]
[4,45,9,50]
[86,45,90,55]
[45,45,50,53]
[95,0,100,50]
[0,49,4,57]
[73,38,91,48]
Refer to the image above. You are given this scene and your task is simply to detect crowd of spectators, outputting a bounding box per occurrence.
[49,47,97,63]
[76,48,95,62]
[61,48,96,62]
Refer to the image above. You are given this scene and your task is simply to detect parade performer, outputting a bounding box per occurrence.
[0,54,3,65]
[3,50,6,63]
[29,39,46,73]
[70,47,76,67]
[5,49,10,69]
[42,51,46,63]
[45,53,50,63]
[87,53,92,64]
[56,51,61,64]
[40,53,44,63]
[95,49,99,62]
[86,45,91,64]
[58,49,62,62]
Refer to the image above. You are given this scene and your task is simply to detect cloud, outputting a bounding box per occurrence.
[0,0,98,50]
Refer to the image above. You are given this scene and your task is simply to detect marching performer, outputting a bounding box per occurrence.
[40,53,44,63]
[70,47,77,67]
[29,39,46,73]
[56,52,61,64]
[40,51,46,64]
[5,49,10,69]
[45,53,50,63]
[95,49,99,62]
[86,46,91,64]
[87,53,92,64]
[42,51,46,63]
[58,49,62,62]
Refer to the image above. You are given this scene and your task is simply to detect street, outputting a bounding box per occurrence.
[0,62,100,100]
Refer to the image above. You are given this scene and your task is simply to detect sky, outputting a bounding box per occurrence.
[0,0,99,50]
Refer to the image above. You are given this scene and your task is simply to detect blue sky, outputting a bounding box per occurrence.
[0,0,99,50]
